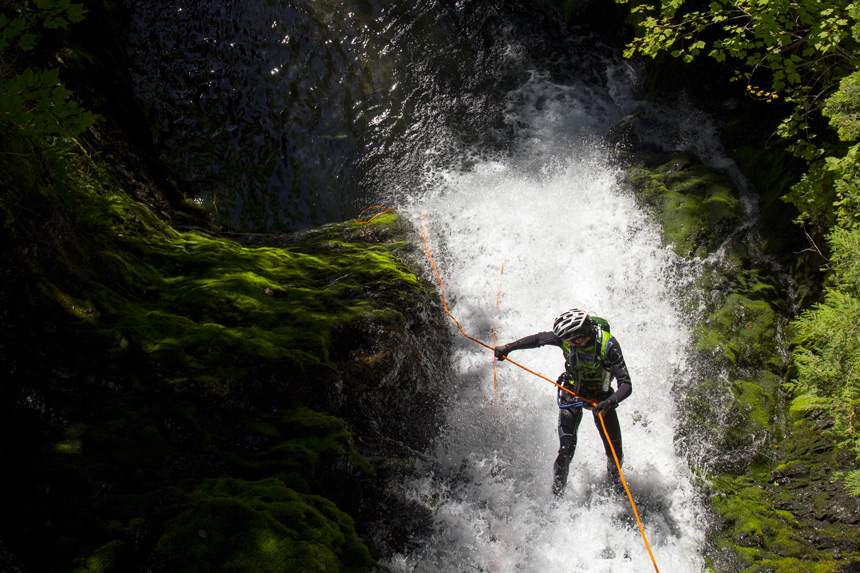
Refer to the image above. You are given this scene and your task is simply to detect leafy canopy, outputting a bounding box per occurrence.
[0,0,95,139]
[620,0,860,493]
[620,0,860,161]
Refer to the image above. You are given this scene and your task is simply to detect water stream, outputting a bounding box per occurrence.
[125,1,727,569]
[386,71,707,572]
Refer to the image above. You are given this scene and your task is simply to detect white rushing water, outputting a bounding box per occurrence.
[385,63,709,572]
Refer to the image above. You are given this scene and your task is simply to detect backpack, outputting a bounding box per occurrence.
[591,315,611,333]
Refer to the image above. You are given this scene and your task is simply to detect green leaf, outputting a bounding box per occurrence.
[42,68,61,86]
[43,17,69,30]
[68,4,87,23]
[18,33,38,51]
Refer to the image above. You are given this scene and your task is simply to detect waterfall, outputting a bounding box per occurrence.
[384,66,708,573]
[124,1,722,567]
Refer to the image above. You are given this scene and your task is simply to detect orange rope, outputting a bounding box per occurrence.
[421,213,588,402]
[420,212,660,572]
[354,205,397,224]
[599,412,660,571]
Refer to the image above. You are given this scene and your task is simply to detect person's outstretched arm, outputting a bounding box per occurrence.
[494,331,561,361]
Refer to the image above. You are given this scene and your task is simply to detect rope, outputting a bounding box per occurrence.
[419,212,660,573]
[420,213,590,402]
[354,205,397,224]
[599,411,660,572]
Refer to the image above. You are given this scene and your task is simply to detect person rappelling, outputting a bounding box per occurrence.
[419,219,658,568]
[494,308,632,496]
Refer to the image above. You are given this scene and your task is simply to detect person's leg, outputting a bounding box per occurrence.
[593,408,623,484]
[553,406,583,495]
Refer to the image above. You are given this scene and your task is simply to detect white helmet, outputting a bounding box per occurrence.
[553,309,593,340]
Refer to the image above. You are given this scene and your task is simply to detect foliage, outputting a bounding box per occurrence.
[0,0,96,139]
[0,66,95,136]
[823,70,860,142]
[784,69,860,494]
[836,468,860,496]
[620,0,860,497]
[618,0,860,231]
[620,0,860,146]
[785,70,860,231]
[787,224,860,493]
[822,71,860,229]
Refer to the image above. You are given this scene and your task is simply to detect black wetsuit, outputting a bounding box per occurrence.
[502,330,632,495]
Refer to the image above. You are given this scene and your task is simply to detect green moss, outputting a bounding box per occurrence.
[88,214,422,393]
[709,475,803,570]
[684,266,786,468]
[1,117,427,569]
[625,151,860,569]
[731,374,780,436]
[711,476,798,541]
[625,152,744,258]
[74,540,127,573]
[240,407,375,490]
[0,2,448,569]
[708,466,860,571]
[696,292,779,371]
[705,411,860,570]
[154,477,374,573]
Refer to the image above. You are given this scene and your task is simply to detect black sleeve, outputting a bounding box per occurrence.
[606,337,632,404]
[502,331,564,353]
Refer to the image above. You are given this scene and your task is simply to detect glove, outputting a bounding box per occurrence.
[595,397,618,414]
[494,345,510,361]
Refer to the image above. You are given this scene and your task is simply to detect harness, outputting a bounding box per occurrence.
[557,321,614,408]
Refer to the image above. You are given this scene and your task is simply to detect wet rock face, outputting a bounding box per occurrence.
[617,141,860,569]
[770,413,860,529]
[622,150,744,259]
[332,299,452,453]
[1,95,449,570]
[0,2,453,558]
[706,412,860,570]
[219,219,455,557]
[230,219,455,454]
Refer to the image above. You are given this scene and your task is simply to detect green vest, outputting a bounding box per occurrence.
[561,322,614,391]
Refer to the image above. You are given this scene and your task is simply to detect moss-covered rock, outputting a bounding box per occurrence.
[619,143,859,570]
[705,411,860,572]
[153,477,374,572]
[0,34,448,572]
[624,151,744,258]
[0,1,452,569]
[1,118,446,570]
[693,290,782,373]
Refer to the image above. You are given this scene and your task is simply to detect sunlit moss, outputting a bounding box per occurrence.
[625,152,743,258]
[708,469,860,571]
[731,375,780,435]
[54,440,82,454]
[2,108,429,571]
[154,477,374,572]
